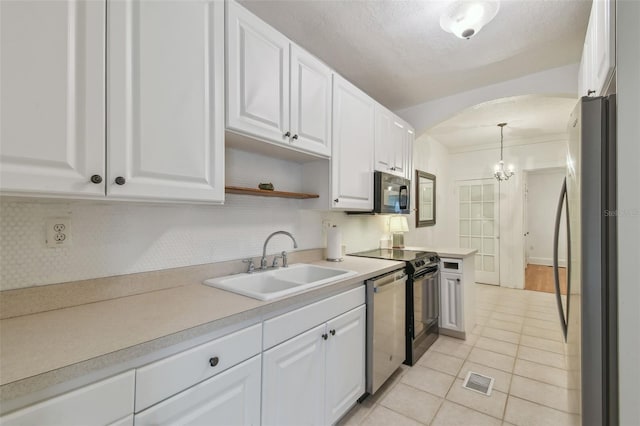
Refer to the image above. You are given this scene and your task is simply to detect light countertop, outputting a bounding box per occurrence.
[404,246,477,258]
[0,256,403,406]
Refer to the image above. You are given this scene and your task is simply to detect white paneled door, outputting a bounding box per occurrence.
[458,180,500,285]
[108,0,225,202]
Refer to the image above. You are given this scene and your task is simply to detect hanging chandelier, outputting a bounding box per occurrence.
[493,122,515,182]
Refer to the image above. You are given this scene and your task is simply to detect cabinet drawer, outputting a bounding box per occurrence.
[135,324,262,412]
[263,286,365,350]
[135,355,261,426]
[1,371,134,426]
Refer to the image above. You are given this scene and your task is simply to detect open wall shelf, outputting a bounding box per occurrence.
[224,186,319,199]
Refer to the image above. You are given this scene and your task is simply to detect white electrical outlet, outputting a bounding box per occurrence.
[46,217,71,248]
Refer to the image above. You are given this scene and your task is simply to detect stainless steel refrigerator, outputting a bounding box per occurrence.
[554,95,618,425]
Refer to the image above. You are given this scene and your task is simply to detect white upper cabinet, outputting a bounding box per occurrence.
[591,0,615,95]
[374,104,410,178]
[579,0,615,97]
[290,45,333,157]
[108,0,225,203]
[226,1,290,145]
[1,0,225,203]
[332,75,375,211]
[0,0,106,197]
[226,1,332,158]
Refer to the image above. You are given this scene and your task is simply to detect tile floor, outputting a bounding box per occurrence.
[338,284,580,426]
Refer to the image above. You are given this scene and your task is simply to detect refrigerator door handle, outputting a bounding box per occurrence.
[553,178,569,341]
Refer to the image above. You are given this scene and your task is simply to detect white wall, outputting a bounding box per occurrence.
[0,149,324,290]
[525,169,567,266]
[404,135,452,248]
[445,139,567,288]
[616,1,640,424]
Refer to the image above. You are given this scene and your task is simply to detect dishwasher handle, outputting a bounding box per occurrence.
[371,271,406,293]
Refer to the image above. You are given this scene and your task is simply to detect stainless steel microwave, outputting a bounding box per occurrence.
[373,171,410,214]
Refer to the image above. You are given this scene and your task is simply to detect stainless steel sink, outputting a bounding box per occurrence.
[203,264,357,300]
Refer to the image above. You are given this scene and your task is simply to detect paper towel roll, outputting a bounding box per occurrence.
[326,225,343,261]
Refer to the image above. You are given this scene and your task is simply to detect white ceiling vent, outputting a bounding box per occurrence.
[462,371,495,396]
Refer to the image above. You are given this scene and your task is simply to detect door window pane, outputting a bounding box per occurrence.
[483,255,495,272]
[460,203,469,219]
[471,237,482,251]
[460,220,470,235]
[460,237,469,248]
[483,184,494,201]
[471,185,482,201]
[483,220,494,236]
[483,202,494,218]
[459,186,469,201]
[471,220,482,236]
[483,237,494,255]
[471,203,482,218]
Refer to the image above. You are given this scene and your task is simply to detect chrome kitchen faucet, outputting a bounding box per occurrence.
[261,231,298,270]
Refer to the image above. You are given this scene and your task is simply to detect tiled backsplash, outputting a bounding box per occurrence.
[0,197,324,290]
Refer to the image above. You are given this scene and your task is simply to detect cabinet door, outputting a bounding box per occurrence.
[135,355,260,426]
[592,0,615,95]
[332,75,375,210]
[262,323,326,426]
[440,273,463,331]
[107,0,224,202]
[374,105,393,172]
[0,0,105,197]
[290,45,332,157]
[1,371,134,426]
[226,1,290,145]
[390,118,406,177]
[405,127,414,181]
[325,305,366,425]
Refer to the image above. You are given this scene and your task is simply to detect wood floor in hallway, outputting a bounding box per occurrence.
[524,264,567,294]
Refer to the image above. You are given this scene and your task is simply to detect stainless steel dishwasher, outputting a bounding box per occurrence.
[366,268,407,394]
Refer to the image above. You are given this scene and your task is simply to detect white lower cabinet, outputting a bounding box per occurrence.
[325,306,367,425]
[134,355,261,426]
[0,371,135,426]
[262,304,366,426]
[440,272,463,332]
[439,257,476,338]
[262,323,326,425]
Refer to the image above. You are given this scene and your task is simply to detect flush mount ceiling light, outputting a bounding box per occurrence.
[493,122,515,182]
[440,0,500,40]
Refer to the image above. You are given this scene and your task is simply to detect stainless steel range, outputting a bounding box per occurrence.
[349,249,440,366]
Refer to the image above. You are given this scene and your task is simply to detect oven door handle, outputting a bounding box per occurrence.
[413,266,439,279]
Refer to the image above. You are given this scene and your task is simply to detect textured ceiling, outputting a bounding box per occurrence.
[239,0,591,110]
[426,95,578,150]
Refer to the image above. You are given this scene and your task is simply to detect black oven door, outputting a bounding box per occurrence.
[374,171,410,214]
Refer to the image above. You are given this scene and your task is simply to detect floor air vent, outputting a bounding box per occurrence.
[462,371,495,396]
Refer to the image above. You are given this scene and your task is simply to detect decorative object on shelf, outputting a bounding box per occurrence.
[326,225,343,262]
[493,122,515,182]
[258,182,274,191]
[440,0,500,40]
[389,216,410,248]
[416,170,436,228]
[224,186,319,199]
